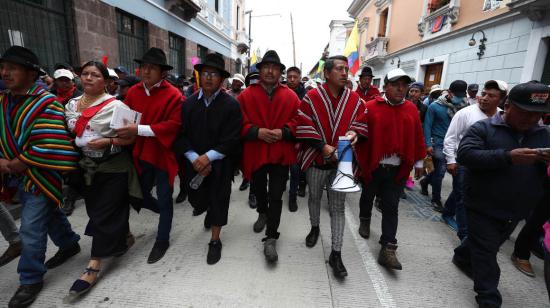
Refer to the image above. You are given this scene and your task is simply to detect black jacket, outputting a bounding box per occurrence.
[457,112,550,221]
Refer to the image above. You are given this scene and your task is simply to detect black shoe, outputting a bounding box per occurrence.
[297,185,306,197]
[0,241,22,267]
[452,255,473,280]
[358,218,370,239]
[45,243,80,269]
[239,180,250,191]
[253,213,268,233]
[378,243,402,270]
[204,215,211,229]
[431,200,444,212]
[288,198,298,212]
[328,250,348,278]
[147,241,169,264]
[305,226,320,247]
[207,240,222,265]
[175,190,187,203]
[61,198,75,216]
[193,207,207,216]
[8,282,43,308]
[248,193,257,209]
[68,267,100,297]
[420,178,429,196]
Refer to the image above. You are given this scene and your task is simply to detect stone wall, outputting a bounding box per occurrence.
[73,0,119,67]
[185,40,198,77]
[149,23,169,52]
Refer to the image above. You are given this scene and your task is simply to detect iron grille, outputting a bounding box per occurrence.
[116,10,147,75]
[168,33,185,76]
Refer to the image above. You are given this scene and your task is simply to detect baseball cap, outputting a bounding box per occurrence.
[467,84,479,91]
[409,81,424,90]
[107,68,119,80]
[53,69,74,80]
[449,80,467,97]
[384,68,411,84]
[508,81,550,113]
[429,84,442,94]
[114,66,129,75]
[484,80,508,93]
[116,75,141,87]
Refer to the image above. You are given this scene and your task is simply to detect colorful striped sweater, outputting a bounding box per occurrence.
[0,85,79,206]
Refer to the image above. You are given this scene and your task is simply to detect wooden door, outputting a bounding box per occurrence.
[423,63,444,94]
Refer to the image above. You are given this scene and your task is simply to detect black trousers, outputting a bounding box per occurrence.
[360,165,405,245]
[252,164,289,239]
[454,209,519,307]
[513,192,550,259]
[84,172,130,258]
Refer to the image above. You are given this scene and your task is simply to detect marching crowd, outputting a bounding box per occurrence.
[0,44,549,308]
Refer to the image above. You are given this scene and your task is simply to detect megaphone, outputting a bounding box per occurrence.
[331,136,361,193]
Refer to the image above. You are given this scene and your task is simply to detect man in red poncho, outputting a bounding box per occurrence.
[354,68,426,271]
[295,55,367,278]
[116,47,183,264]
[355,66,380,102]
[238,50,300,263]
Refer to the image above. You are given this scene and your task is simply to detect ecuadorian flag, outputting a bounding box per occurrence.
[343,20,360,75]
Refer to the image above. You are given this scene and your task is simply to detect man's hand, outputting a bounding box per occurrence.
[87,138,110,150]
[426,147,434,156]
[198,164,212,177]
[346,131,358,145]
[509,148,539,165]
[192,154,210,173]
[322,144,337,162]
[271,129,283,141]
[447,163,457,176]
[8,158,27,173]
[258,128,278,143]
[115,124,138,139]
[414,167,424,180]
[0,159,11,173]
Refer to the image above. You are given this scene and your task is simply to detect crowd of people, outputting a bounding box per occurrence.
[0,44,549,308]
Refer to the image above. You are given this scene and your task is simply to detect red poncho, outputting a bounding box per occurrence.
[296,83,367,170]
[355,85,381,102]
[124,80,183,186]
[354,97,426,184]
[238,83,300,179]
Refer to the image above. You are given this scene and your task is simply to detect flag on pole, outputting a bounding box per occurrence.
[343,20,360,75]
[316,59,325,74]
[250,51,257,65]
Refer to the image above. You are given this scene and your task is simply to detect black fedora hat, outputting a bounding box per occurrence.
[194,53,230,78]
[0,46,45,75]
[359,66,374,77]
[134,47,173,71]
[256,50,286,71]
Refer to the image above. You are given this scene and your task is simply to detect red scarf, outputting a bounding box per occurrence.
[296,84,366,170]
[56,86,76,105]
[124,80,183,186]
[238,83,300,179]
[354,97,426,184]
[73,97,116,137]
[355,85,380,102]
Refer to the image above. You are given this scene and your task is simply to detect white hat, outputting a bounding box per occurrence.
[229,73,245,85]
[53,69,74,80]
[385,68,411,83]
[485,80,509,92]
[429,84,442,94]
[107,68,119,80]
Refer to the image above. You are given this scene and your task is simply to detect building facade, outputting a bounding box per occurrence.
[347,0,550,91]
[0,0,249,77]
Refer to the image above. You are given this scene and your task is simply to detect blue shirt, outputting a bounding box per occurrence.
[423,100,451,148]
[184,88,226,163]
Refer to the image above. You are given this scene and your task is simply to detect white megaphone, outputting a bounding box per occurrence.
[331,136,361,193]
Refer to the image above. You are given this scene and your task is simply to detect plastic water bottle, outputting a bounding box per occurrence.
[189,173,204,190]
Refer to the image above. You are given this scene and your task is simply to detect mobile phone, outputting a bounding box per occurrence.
[537,148,550,153]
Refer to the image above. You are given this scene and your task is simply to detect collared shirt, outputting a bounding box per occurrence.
[184,87,226,163]
[382,94,405,106]
[143,80,163,97]
[137,80,164,137]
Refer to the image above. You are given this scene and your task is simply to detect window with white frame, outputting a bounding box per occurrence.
[483,0,506,12]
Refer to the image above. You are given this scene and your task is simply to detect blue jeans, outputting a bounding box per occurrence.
[17,187,80,285]
[442,165,468,240]
[139,161,173,242]
[429,145,446,202]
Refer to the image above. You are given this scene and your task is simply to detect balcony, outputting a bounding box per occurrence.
[236,30,249,54]
[507,0,550,21]
[417,3,459,40]
[363,37,389,66]
[165,0,201,22]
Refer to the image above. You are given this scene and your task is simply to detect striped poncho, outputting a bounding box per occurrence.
[0,85,79,206]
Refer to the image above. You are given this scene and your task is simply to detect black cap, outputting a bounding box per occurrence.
[508,81,550,113]
[359,66,374,77]
[116,75,141,87]
[467,83,479,91]
[0,46,45,75]
[449,80,467,97]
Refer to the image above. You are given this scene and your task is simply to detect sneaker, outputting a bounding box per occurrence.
[207,240,222,265]
[248,193,257,209]
[419,178,429,196]
[0,241,22,267]
[358,218,370,239]
[378,243,402,270]
[253,213,268,233]
[263,238,278,262]
[431,200,444,212]
[45,243,81,269]
[288,198,298,212]
[8,282,43,308]
[441,215,458,231]
[511,254,535,277]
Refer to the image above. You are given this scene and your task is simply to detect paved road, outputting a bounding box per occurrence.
[0,176,547,307]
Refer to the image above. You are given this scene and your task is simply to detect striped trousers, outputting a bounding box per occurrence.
[306,167,346,251]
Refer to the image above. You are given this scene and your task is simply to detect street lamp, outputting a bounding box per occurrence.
[390,56,401,68]
[468,30,487,60]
